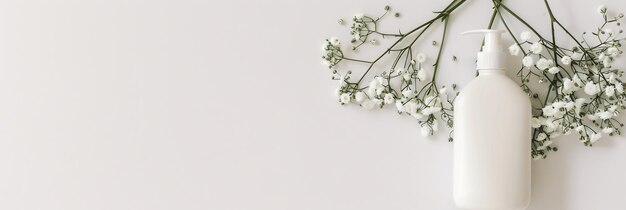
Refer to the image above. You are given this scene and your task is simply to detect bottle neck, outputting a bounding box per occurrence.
[476,51,506,70]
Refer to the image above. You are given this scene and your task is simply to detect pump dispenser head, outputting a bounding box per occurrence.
[462,30,507,70]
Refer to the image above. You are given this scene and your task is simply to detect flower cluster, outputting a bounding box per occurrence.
[322,37,343,69]
[350,13,372,45]
[349,6,399,49]
[507,5,625,159]
[324,4,460,139]
[393,58,456,137]
[332,54,457,138]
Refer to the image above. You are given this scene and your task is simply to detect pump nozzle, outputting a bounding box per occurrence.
[461,29,507,70]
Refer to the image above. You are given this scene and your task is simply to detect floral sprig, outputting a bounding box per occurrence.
[349,6,403,49]
[322,2,465,140]
[491,0,626,159]
[321,0,626,159]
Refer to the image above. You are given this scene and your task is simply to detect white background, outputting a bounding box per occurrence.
[1,0,625,209]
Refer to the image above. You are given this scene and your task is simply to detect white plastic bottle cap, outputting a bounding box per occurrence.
[461,30,507,70]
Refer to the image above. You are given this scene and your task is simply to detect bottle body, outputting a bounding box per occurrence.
[453,70,531,210]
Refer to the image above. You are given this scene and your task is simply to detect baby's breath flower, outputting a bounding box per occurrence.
[338,74,348,86]
[590,133,602,143]
[537,140,553,150]
[584,82,601,95]
[422,107,442,115]
[395,101,406,113]
[399,89,410,98]
[520,31,532,41]
[575,125,586,133]
[607,47,619,56]
[403,71,412,81]
[552,101,565,109]
[439,86,448,95]
[561,56,572,65]
[340,93,351,104]
[373,98,383,106]
[562,78,576,94]
[404,101,419,114]
[508,44,521,56]
[565,101,575,110]
[602,127,615,134]
[548,66,560,74]
[417,69,428,81]
[536,58,553,70]
[354,13,364,20]
[598,53,606,62]
[598,111,614,120]
[536,133,547,140]
[605,85,616,97]
[522,56,534,67]
[608,73,617,83]
[542,105,558,117]
[329,37,340,46]
[530,42,543,54]
[355,91,368,103]
[384,93,395,104]
[543,118,558,132]
[367,77,385,97]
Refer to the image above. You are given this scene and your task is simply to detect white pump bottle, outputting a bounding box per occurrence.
[453,30,531,210]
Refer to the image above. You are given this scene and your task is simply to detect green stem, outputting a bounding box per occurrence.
[432,17,450,83]
[342,57,373,63]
